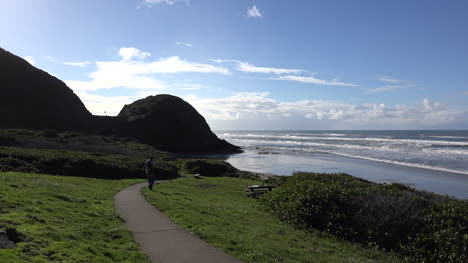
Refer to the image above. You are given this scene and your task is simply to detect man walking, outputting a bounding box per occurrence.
[144,156,156,190]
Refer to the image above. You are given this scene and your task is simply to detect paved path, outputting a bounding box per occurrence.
[114,182,243,263]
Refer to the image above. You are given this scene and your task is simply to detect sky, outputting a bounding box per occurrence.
[1,0,467,130]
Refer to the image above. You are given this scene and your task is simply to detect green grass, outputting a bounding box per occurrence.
[0,172,149,263]
[142,176,402,263]
[0,128,173,161]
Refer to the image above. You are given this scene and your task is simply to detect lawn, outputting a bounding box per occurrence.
[142,176,402,263]
[0,172,149,263]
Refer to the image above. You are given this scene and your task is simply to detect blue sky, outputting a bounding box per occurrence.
[1,0,467,129]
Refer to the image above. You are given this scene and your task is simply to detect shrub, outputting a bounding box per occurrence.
[0,157,38,173]
[264,175,290,187]
[260,172,468,263]
[178,159,257,179]
[0,146,179,180]
[0,135,19,146]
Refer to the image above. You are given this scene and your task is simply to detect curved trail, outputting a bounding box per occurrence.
[114,182,243,263]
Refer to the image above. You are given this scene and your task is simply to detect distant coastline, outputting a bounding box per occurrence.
[216,130,468,199]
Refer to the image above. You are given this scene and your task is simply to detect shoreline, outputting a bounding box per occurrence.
[222,149,468,199]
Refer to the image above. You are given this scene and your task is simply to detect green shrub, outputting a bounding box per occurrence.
[0,135,18,146]
[264,175,290,187]
[178,159,257,179]
[0,157,38,173]
[0,146,179,180]
[260,172,468,263]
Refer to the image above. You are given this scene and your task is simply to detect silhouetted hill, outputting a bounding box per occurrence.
[0,48,93,129]
[118,95,241,153]
[0,48,240,154]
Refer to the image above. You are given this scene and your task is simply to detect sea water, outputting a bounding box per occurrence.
[216,130,468,199]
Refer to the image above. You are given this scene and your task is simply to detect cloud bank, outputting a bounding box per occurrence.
[185,93,466,130]
[55,47,466,129]
[64,47,229,115]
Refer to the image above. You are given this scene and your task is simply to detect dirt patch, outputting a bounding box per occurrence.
[0,231,15,249]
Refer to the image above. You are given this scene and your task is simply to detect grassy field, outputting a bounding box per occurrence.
[142,176,402,263]
[0,172,149,263]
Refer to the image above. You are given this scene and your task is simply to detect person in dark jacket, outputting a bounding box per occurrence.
[144,156,156,190]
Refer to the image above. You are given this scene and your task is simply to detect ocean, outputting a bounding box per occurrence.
[215,130,468,199]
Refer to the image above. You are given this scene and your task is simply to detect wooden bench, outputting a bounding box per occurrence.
[246,185,275,198]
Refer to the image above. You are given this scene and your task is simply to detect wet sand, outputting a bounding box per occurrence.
[224,150,468,199]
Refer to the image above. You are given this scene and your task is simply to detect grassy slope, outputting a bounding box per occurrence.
[0,129,173,161]
[143,176,401,263]
[0,172,149,263]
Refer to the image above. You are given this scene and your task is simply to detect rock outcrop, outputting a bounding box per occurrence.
[118,95,241,154]
[0,48,93,129]
[0,48,240,154]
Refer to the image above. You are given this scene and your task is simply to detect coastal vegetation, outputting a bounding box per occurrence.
[0,146,178,180]
[0,129,255,261]
[142,176,402,263]
[0,129,247,180]
[0,172,149,262]
[1,129,465,262]
[261,172,468,263]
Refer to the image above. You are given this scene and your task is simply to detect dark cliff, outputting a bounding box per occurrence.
[0,48,93,129]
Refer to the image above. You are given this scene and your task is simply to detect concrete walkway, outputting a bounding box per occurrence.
[114,182,243,263]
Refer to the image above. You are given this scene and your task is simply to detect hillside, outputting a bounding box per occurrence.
[118,95,240,153]
[0,48,93,130]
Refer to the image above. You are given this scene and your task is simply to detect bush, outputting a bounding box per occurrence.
[260,172,468,263]
[0,157,38,173]
[0,136,18,146]
[178,159,258,179]
[264,175,289,187]
[0,146,179,180]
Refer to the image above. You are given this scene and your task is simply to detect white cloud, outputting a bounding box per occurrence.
[376,76,402,83]
[237,61,304,75]
[62,61,91,67]
[370,76,413,92]
[176,41,193,47]
[179,83,206,90]
[185,93,466,129]
[247,5,262,17]
[368,85,406,93]
[45,56,91,67]
[67,56,229,92]
[140,0,189,7]
[64,47,230,114]
[212,59,355,86]
[119,47,151,62]
[24,56,35,66]
[277,75,357,87]
[209,59,229,64]
[143,0,175,5]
